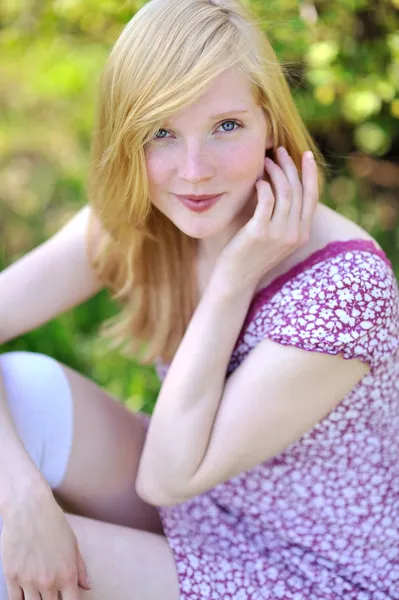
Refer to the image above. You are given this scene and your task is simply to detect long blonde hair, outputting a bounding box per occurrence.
[87,0,325,364]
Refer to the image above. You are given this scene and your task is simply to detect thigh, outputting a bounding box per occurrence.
[67,514,180,600]
[55,363,163,535]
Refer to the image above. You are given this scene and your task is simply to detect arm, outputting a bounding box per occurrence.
[136,277,252,503]
[0,369,91,597]
[0,204,106,345]
[136,270,369,506]
[0,369,51,517]
[0,205,100,594]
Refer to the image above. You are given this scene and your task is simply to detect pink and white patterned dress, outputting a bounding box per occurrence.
[149,239,399,599]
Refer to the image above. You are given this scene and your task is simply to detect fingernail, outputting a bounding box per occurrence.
[278,146,287,155]
[305,151,314,161]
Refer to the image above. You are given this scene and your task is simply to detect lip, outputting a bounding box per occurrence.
[174,193,224,213]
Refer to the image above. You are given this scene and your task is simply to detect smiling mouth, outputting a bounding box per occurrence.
[175,194,223,200]
[174,193,224,213]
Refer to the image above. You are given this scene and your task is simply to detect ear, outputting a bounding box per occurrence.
[265,135,274,150]
[261,109,274,154]
[264,130,274,155]
[265,135,274,156]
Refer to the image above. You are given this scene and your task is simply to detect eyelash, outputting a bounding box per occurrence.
[153,119,242,140]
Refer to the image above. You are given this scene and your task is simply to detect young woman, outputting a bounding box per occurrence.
[0,0,398,598]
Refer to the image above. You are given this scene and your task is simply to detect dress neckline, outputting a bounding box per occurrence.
[244,238,391,331]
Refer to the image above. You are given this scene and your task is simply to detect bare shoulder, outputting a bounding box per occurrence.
[293,202,381,264]
[257,203,380,290]
[309,203,380,248]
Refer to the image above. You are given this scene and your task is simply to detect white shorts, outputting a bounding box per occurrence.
[0,351,74,489]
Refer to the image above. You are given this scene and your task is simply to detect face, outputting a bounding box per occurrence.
[144,67,273,239]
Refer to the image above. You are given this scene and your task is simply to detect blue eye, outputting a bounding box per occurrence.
[218,120,241,132]
[154,128,170,139]
[152,120,241,140]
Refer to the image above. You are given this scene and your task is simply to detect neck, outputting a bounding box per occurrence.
[199,193,257,263]
[196,192,258,293]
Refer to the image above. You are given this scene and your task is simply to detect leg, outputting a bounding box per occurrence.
[0,351,162,534]
[66,514,180,600]
[55,362,162,534]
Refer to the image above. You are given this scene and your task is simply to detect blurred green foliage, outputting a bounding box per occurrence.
[1,0,398,413]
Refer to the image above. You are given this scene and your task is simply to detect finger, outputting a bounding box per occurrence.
[20,587,42,600]
[264,156,293,224]
[300,150,319,239]
[41,591,60,600]
[6,582,23,600]
[250,180,275,235]
[76,546,91,590]
[275,146,303,224]
[60,586,81,600]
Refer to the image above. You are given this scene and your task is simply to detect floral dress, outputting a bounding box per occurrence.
[145,239,399,600]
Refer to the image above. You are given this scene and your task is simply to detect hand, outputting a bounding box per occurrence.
[214,146,319,294]
[1,483,91,600]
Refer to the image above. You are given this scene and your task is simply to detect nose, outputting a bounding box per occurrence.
[177,143,215,183]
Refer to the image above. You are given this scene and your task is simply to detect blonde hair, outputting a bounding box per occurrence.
[87,0,325,364]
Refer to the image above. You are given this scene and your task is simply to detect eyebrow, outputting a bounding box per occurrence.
[164,109,249,125]
[209,110,249,119]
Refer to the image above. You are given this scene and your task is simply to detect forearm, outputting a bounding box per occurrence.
[0,369,48,517]
[137,276,254,503]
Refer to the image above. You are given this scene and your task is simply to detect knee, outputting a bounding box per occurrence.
[0,351,62,412]
[0,351,74,489]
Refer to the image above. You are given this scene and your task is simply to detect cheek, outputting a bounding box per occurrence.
[224,140,265,184]
[145,149,170,190]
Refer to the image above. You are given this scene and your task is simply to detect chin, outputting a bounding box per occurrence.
[172,213,234,239]
[175,221,222,240]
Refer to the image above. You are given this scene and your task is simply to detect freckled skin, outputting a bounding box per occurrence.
[145,67,273,241]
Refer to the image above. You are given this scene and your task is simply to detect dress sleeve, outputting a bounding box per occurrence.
[231,250,399,373]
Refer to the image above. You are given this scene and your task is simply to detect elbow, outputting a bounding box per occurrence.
[135,474,189,507]
[135,477,164,506]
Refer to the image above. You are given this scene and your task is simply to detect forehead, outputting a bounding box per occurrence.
[167,67,258,122]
